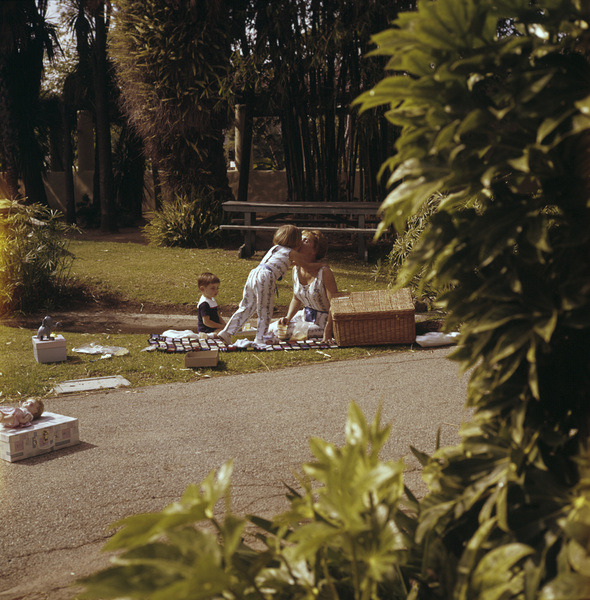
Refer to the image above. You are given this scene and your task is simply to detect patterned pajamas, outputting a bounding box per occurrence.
[223,266,278,339]
[222,244,292,344]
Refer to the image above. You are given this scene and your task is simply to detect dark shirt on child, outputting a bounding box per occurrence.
[198,301,221,333]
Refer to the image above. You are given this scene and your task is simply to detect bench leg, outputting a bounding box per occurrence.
[358,215,368,261]
[358,235,368,262]
[238,243,252,259]
[246,231,256,255]
[245,211,256,255]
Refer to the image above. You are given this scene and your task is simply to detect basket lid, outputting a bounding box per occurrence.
[330,288,414,317]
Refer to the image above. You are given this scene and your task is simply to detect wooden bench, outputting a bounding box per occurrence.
[220,224,378,235]
[221,201,382,261]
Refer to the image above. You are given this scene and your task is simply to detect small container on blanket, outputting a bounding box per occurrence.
[276,322,289,341]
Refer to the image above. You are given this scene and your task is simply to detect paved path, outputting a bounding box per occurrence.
[0,347,470,600]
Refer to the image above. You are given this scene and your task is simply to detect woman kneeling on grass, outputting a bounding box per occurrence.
[268,229,338,343]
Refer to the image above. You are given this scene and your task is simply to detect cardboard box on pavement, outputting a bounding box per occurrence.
[0,412,80,462]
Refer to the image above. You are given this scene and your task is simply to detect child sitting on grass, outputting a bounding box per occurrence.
[197,272,226,335]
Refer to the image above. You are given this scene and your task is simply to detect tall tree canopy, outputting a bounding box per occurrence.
[110,0,416,211]
[238,0,416,203]
[0,0,57,204]
[110,0,236,204]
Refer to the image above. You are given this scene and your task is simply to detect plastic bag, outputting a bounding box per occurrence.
[72,342,129,356]
[291,320,311,341]
[161,329,198,339]
[415,332,459,347]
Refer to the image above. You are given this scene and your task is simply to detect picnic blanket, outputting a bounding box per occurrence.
[148,334,339,353]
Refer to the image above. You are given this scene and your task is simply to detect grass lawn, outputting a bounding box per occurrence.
[0,235,421,403]
[0,327,414,400]
[66,238,392,309]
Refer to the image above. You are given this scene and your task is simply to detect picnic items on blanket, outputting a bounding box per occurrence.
[237,323,257,339]
[161,329,199,338]
[416,331,459,347]
[330,288,415,347]
[148,334,338,353]
[276,321,289,340]
[185,348,219,368]
[291,319,312,341]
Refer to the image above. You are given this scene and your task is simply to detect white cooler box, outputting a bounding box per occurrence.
[32,335,67,363]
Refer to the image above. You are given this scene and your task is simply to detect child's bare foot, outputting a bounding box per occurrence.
[217,330,232,345]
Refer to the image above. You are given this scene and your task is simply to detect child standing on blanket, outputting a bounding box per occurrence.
[218,225,322,347]
[197,272,226,334]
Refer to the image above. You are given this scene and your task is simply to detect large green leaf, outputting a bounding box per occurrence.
[540,573,590,600]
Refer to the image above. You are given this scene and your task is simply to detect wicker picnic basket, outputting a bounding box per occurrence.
[330,288,415,347]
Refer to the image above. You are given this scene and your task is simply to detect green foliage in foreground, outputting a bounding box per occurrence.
[79,1,590,598]
[78,404,419,600]
[355,0,590,597]
[373,193,442,304]
[0,202,79,314]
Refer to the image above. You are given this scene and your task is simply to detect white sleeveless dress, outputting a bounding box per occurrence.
[269,266,331,339]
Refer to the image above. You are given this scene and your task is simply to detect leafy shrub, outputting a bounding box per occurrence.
[355,0,590,597]
[78,404,419,599]
[539,445,590,599]
[0,202,79,314]
[373,193,443,306]
[143,185,223,248]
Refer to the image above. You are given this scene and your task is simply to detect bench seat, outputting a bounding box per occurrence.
[220,224,378,235]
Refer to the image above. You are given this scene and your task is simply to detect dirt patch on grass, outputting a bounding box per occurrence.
[0,289,245,335]
[1,274,442,336]
[3,293,442,336]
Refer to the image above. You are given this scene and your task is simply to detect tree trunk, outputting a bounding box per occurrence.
[117,123,145,223]
[21,153,49,206]
[93,1,117,232]
[4,161,21,200]
[208,130,234,205]
[62,102,77,224]
[0,66,22,200]
[152,161,162,211]
[237,103,253,203]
